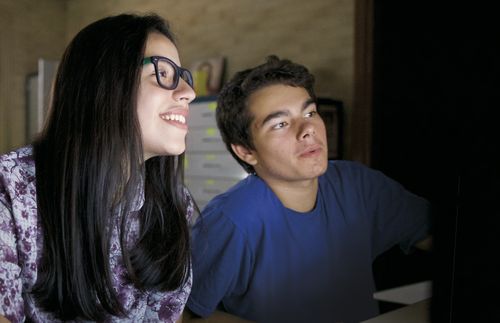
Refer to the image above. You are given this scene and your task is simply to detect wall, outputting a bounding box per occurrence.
[0,0,66,153]
[0,0,355,157]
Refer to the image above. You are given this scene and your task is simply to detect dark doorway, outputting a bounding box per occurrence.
[369,2,499,322]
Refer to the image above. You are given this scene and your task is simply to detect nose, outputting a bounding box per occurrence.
[297,120,316,140]
[173,78,196,103]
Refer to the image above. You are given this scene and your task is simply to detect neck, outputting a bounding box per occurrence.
[263,177,319,213]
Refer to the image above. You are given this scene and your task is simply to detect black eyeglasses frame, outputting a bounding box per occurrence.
[142,56,194,90]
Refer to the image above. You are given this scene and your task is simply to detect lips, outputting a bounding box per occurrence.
[298,144,323,157]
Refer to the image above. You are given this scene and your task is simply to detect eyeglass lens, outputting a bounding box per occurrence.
[156,58,193,89]
[156,59,176,88]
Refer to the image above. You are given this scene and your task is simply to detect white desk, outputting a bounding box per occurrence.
[373,280,432,305]
[362,281,432,323]
[361,299,430,323]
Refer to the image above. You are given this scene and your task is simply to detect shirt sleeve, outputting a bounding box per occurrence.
[0,188,25,322]
[354,164,431,257]
[187,204,253,317]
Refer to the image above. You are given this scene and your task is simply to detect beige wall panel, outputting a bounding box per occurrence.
[1,0,354,157]
[66,0,355,157]
[0,0,66,153]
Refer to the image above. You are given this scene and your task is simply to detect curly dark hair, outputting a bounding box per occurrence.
[216,55,316,173]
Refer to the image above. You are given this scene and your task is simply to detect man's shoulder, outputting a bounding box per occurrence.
[323,159,370,181]
[200,175,278,232]
[326,159,368,172]
[204,175,269,213]
[321,160,388,194]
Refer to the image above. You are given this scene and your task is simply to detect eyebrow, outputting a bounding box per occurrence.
[260,97,316,127]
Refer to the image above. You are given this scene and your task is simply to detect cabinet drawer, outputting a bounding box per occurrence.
[186,127,226,152]
[185,153,247,179]
[186,177,242,209]
[189,101,217,127]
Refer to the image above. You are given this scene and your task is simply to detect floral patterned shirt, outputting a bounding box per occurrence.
[0,146,192,322]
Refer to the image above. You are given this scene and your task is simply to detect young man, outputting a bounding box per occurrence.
[184,56,431,323]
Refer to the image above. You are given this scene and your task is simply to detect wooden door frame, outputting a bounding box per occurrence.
[351,0,373,165]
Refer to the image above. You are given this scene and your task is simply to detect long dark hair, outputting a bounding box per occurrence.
[32,13,191,321]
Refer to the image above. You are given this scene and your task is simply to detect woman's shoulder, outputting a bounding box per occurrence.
[0,146,36,192]
[0,146,39,320]
[0,145,35,173]
[1,145,33,159]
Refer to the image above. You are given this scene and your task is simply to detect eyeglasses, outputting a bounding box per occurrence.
[142,56,194,90]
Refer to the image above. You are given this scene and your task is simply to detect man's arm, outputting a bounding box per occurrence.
[182,308,254,323]
[187,203,254,321]
[0,315,11,323]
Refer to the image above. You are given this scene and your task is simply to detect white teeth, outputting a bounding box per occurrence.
[161,114,186,124]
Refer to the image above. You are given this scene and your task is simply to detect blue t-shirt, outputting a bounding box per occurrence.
[187,161,430,323]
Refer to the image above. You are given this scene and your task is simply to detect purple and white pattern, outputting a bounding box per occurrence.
[0,146,192,322]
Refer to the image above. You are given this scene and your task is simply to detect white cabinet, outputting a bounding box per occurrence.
[185,97,248,211]
[26,59,59,141]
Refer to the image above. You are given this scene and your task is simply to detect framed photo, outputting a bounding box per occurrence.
[190,56,226,96]
[317,98,344,160]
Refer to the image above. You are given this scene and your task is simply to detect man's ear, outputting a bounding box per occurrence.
[231,144,257,166]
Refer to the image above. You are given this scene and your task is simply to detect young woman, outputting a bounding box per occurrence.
[0,13,196,322]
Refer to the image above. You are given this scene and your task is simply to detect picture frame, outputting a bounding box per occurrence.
[317,98,344,160]
[190,56,226,96]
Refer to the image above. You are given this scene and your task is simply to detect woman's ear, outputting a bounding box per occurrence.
[231,144,257,166]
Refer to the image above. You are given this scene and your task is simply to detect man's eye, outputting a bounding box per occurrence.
[305,111,317,118]
[159,70,168,78]
[272,122,288,129]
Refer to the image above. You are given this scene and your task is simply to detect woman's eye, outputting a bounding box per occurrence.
[159,70,168,78]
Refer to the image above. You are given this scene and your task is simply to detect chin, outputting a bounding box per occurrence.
[144,146,186,159]
[165,146,186,156]
[313,158,329,176]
